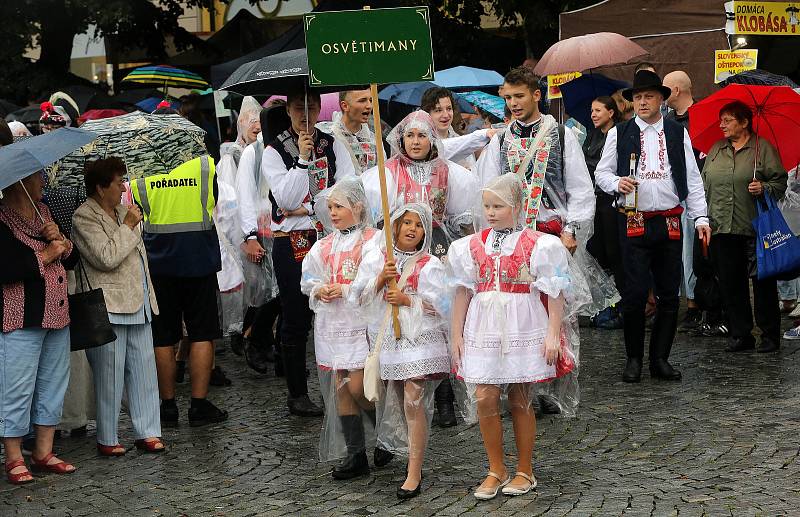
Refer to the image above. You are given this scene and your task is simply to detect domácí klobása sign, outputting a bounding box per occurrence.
[729,1,800,35]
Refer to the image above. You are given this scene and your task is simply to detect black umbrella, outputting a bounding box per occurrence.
[5,106,42,125]
[0,99,21,118]
[219,48,312,97]
[720,68,799,89]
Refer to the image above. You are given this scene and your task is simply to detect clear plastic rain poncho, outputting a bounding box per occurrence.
[348,203,451,465]
[491,113,620,317]
[361,110,477,258]
[215,97,263,334]
[448,173,593,420]
[300,176,380,462]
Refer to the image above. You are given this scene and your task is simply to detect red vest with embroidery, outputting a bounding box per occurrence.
[381,251,432,293]
[469,228,540,294]
[387,158,449,227]
[319,228,377,285]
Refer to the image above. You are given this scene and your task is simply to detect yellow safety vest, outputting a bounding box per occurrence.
[131,155,215,234]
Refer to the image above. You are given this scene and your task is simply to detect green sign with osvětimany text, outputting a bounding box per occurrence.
[303,7,435,87]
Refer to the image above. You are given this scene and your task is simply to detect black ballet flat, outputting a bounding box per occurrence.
[396,481,422,500]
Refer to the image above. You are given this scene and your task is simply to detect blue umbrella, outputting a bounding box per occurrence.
[559,73,630,129]
[379,82,475,113]
[457,91,506,119]
[0,127,97,191]
[136,97,179,113]
[432,66,504,89]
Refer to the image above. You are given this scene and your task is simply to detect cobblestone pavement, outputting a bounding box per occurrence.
[3,316,800,516]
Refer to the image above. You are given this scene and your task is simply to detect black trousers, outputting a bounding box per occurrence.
[709,234,780,343]
[243,297,282,348]
[617,213,682,313]
[588,192,625,293]
[272,234,315,398]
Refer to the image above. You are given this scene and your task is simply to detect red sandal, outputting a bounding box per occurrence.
[134,438,166,453]
[30,452,76,474]
[5,458,34,485]
[97,443,126,457]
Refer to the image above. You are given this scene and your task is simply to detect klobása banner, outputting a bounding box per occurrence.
[729,1,800,35]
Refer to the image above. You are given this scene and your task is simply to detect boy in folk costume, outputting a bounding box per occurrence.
[361,110,477,427]
[448,174,590,500]
[261,90,356,417]
[300,177,392,479]
[329,89,384,175]
[350,203,451,499]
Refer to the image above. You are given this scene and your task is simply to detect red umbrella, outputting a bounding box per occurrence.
[77,109,127,125]
[533,32,647,76]
[688,84,800,172]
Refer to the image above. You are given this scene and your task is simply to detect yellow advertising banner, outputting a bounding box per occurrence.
[714,49,759,83]
[732,1,800,35]
[547,72,582,99]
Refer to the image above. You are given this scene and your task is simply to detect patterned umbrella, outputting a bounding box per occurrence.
[122,65,209,89]
[48,112,207,189]
[720,68,799,89]
[457,91,505,119]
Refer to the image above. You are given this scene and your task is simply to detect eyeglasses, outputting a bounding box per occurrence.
[719,117,738,125]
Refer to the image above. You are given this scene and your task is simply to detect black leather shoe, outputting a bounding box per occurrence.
[160,401,179,427]
[209,366,232,386]
[244,340,270,374]
[230,333,244,356]
[188,400,229,427]
[725,337,755,352]
[331,451,369,480]
[287,395,323,417]
[374,447,394,467]
[649,359,682,381]
[757,337,780,353]
[397,479,422,500]
[622,357,642,383]
[537,394,561,415]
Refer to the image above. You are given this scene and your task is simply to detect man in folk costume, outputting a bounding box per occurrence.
[261,90,356,416]
[594,70,711,383]
[329,88,386,175]
[475,66,595,414]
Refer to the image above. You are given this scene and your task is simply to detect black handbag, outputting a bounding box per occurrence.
[68,259,117,351]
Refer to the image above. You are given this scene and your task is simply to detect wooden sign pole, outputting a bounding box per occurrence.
[364,6,400,339]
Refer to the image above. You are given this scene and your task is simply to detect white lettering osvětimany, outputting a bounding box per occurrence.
[320,39,418,55]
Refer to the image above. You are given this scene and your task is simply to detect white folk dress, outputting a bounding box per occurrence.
[448,228,573,385]
[301,227,377,370]
[351,241,450,381]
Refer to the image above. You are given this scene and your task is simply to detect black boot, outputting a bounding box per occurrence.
[229,333,244,356]
[649,308,682,381]
[365,410,393,467]
[332,415,369,480]
[282,342,321,416]
[537,394,561,415]
[726,335,756,352]
[244,338,270,374]
[622,309,645,383]
[434,378,457,427]
[209,365,232,386]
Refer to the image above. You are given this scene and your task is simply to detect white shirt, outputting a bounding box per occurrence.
[262,135,356,232]
[236,134,264,239]
[475,118,595,227]
[441,128,491,169]
[593,116,709,227]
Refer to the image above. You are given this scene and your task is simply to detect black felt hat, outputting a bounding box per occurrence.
[622,70,672,101]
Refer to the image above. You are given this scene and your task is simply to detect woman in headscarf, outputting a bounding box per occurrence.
[350,202,450,499]
[361,109,477,428]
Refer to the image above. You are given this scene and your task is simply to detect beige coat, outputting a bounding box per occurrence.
[71,198,159,315]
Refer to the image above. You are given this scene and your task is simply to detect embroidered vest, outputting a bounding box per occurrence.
[469,228,540,294]
[388,159,449,228]
[318,228,377,285]
[615,118,688,200]
[382,251,432,293]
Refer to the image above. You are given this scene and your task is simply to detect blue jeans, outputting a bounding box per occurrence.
[0,327,70,437]
[777,277,800,301]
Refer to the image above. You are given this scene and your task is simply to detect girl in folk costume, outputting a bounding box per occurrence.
[300,177,392,480]
[361,110,478,259]
[448,173,590,500]
[350,203,451,500]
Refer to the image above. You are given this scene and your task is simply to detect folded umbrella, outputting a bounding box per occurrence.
[0,127,97,191]
[688,84,800,172]
[432,66,504,89]
[534,32,647,76]
[559,73,630,129]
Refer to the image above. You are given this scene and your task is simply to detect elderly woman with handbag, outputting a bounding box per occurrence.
[71,157,165,456]
[1,170,77,485]
[702,101,787,354]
